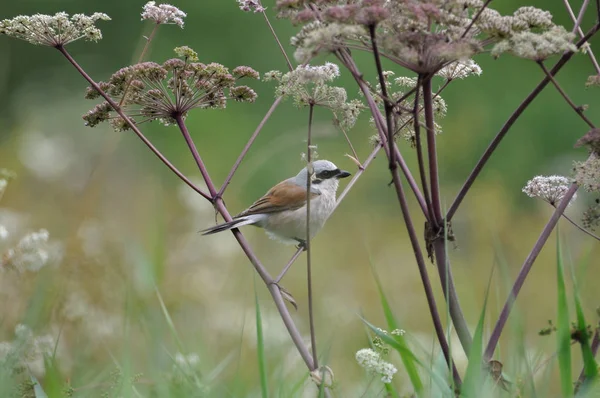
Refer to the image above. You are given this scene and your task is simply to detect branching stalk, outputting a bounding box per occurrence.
[447,24,600,222]
[484,184,579,360]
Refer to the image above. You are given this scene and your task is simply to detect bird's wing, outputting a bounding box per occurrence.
[237,180,319,217]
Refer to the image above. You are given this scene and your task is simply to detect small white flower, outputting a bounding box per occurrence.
[522,175,576,206]
[0,225,8,240]
[5,229,51,272]
[141,1,187,28]
[237,0,266,13]
[391,329,406,336]
[0,179,7,195]
[355,348,398,384]
[437,59,482,80]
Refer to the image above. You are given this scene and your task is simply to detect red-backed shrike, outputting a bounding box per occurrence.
[202,160,350,245]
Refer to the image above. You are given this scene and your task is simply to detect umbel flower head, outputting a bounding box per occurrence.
[0,12,110,47]
[278,1,572,73]
[83,48,259,131]
[264,62,363,129]
[141,1,187,28]
[522,175,576,206]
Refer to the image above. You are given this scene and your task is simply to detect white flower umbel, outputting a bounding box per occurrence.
[5,229,51,272]
[238,0,266,13]
[141,1,187,28]
[0,12,110,46]
[437,59,482,80]
[355,348,398,384]
[522,175,576,206]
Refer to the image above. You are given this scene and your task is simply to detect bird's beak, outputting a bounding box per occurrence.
[337,170,351,179]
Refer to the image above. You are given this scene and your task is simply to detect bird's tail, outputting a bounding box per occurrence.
[201,217,256,235]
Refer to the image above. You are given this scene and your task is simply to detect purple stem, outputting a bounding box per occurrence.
[56,45,212,202]
[484,184,579,360]
[446,24,600,222]
[218,96,284,197]
[422,78,443,226]
[171,113,316,370]
[413,75,435,223]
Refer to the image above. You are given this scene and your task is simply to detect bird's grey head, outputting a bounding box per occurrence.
[293,160,351,193]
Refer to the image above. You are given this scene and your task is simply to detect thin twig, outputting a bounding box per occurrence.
[259,0,294,72]
[484,184,579,360]
[559,210,600,241]
[446,24,600,222]
[118,22,160,107]
[461,0,493,39]
[56,45,211,201]
[572,0,591,35]
[275,247,304,283]
[563,0,600,73]
[305,103,319,370]
[537,61,595,129]
[218,96,284,197]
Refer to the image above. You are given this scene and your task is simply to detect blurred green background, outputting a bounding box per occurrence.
[0,0,599,396]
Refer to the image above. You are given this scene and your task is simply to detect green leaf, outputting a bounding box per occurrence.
[370,265,423,395]
[568,251,598,393]
[254,279,269,398]
[556,230,573,398]
[461,265,492,397]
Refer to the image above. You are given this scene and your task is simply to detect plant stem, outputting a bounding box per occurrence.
[575,327,600,390]
[218,96,284,197]
[389,149,462,386]
[572,0,591,34]
[559,210,600,241]
[119,22,160,107]
[275,247,304,283]
[446,24,600,222]
[563,0,600,73]
[484,184,579,360]
[56,45,211,201]
[537,61,595,129]
[413,75,434,221]
[335,50,429,217]
[422,77,443,226]
[259,0,294,72]
[367,25,461,378]
[173,114,319,371]
[461,0,493,39]
[305,103,319,370]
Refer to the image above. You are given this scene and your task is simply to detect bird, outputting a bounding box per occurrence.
[201,160,351,246]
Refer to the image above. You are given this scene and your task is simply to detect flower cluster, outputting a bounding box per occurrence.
[355,348,398,384]
[0,324,55,376]
[586,75,600,88]
[141,1,187,28]
[582,199,600,230]
[265,63,363,129]
[436,59,482,80]
[277,1,571,72]
[491,26,577,60]
[0,12,110,47]
[238,0,266,13]
[522,175,576,206]
[365,71,447,144]
[3,229,52,272]
[83,49,259,130]
[575,127,600,154]
[574,154,600,192]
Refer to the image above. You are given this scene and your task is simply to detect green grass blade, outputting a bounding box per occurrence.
[254,279,269,398]
[461,265,493,397]
[568,253,598,391]
[556,229,573,398]
[370,266,424,395]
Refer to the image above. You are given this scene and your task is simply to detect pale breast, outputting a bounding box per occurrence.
[262,192,337,243]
